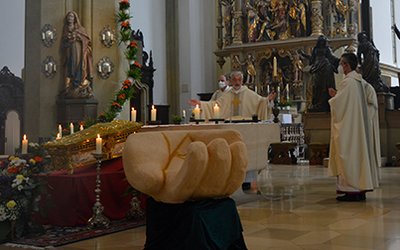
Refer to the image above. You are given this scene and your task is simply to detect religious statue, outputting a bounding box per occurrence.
[256,1,275,41]
[246,3,260,43]
[357,32,389,92]
[61,11,94,99]
[302,35,339,112]
[234,54,257,86]
[270,0,290,40]
[221,0,235,46]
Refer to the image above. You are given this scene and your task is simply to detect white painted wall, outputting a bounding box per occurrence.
[178,0,216,113]
[131,0,167,105]
[0,0,24,77]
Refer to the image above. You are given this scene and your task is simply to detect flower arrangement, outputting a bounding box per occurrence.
[98,0,141,123]
[0,143,48,239]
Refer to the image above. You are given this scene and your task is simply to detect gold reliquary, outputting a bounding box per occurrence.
[45,120,141,173]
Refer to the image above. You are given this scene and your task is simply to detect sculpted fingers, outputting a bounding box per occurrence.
[224,141,248,195]
[160,141,208,203]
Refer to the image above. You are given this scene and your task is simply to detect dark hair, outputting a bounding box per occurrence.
[341,52,358,70]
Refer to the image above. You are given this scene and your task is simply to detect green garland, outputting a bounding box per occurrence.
[98,0,141,123]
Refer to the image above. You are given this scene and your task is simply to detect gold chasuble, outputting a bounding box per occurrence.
[328,71,380,192]
[200,86,273,120]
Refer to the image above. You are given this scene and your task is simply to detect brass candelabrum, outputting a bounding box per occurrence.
[88,153,110,228]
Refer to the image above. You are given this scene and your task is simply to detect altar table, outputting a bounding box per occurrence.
[140,122,280,171]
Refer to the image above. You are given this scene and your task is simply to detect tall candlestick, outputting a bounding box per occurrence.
[21,134,28,154]
[58,124,62,138]
[273,57,277,77]
[193,104,201,120]
[151,105,157,121]
[96,134,102,154]
[213,103,220,119]
[131,107,137,122]
[70,123,74,134]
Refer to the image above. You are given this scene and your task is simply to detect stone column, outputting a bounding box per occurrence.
[217,0,223,50]
[80,0,92,36]
[310,0,324,37]
[232,0,243,44]
[166,0,180,117]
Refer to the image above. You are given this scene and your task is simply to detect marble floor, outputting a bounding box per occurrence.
[2,164,400,250]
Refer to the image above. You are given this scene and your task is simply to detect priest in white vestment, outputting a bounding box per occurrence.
[328,52,380,202]
[189,71,276,120]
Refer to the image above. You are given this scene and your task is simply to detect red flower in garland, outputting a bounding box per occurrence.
[118,93,126,100]
[121,21,130,28]
[133,61,142,68]
[120,0,129,3]
[129,41,138,48]
[112,102,122,108]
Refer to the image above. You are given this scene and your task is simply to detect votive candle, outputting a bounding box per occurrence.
[194,104,201,120]
[131,107,137,122]
[21,134,28,154]
[151,105,157,121]
[96,134,102,154]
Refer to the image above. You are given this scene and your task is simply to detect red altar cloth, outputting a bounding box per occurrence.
[35,158,143,226]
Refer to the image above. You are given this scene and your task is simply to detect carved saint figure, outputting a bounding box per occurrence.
[62,11,94,98]
[235,54,257,86]
[303,35,339,112]
[357,32,389,92]
[222,0,235,46]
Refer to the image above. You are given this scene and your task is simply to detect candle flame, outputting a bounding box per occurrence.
[97,134,101,139]
[152,105,155,110]
[23,134,27,140]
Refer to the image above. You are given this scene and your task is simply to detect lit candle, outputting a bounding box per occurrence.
[194,104,201,120]
[58,124,62,138]
[56,133,61,140]
[267,85,270,94]
[213,103,220,119]
[21,134,28,154]
[286,84,290,100]
[70,122,74,134]
[80,124,84,131]
[273,57,277,77]
[131,107,137,122]
[277,86,281,102]
[151,105,157,121]
[96,134,102,154]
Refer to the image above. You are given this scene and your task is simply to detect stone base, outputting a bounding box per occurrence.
[57,98,98,124]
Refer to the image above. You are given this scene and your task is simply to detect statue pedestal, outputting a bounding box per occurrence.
[57,98,98,124]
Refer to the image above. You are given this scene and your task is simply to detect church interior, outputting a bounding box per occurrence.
[1,0,400,249]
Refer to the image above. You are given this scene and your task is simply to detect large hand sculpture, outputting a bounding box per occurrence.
[122,129,248,203]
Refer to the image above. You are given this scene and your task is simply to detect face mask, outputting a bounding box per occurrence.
[338,65,344,75]
[218,81,226,89]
